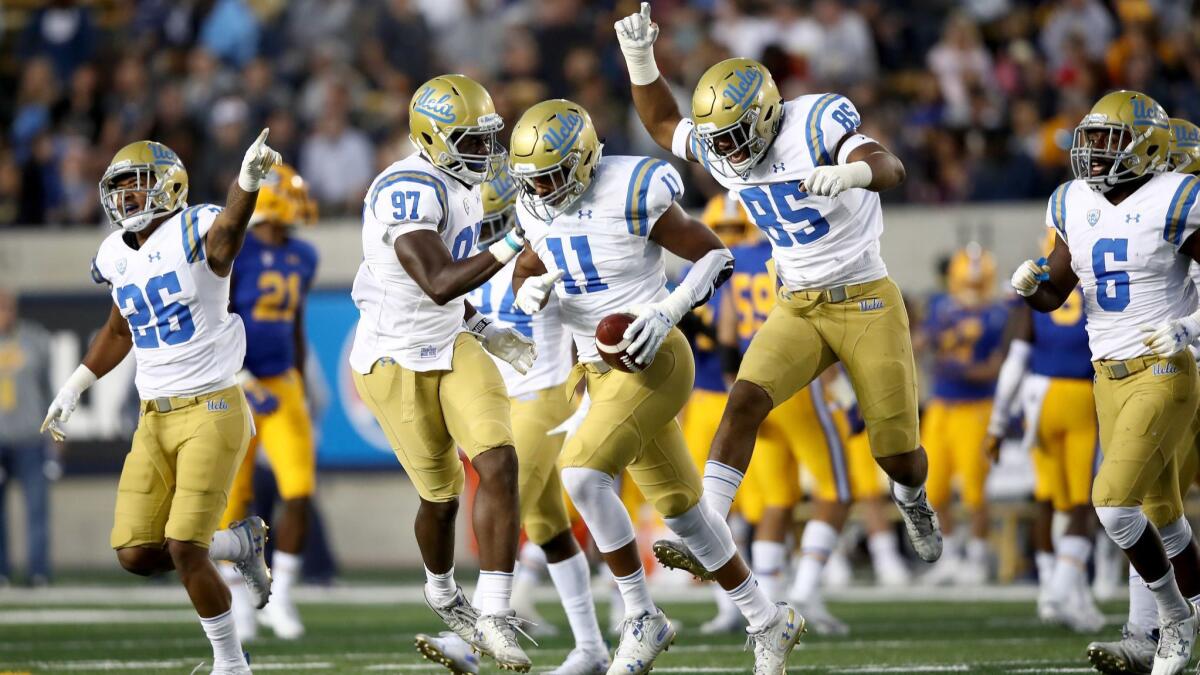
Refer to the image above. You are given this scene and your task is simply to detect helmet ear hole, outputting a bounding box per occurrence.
[1147,144,1159,157]
[422,132,434,146]
[763,106,774,121]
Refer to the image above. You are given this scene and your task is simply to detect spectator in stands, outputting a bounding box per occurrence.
[299,89,373,216]
[927,13,995,127]
[0,288,55,587]
[199,0,260,67]
[1040,0,1115,69]
[192,97,251,204]
[18,0,95,82]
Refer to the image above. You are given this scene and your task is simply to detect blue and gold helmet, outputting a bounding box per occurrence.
[1070,90,1171,192]
[691,58,783,179]
[409,74,505,185]
[478,163,519,248]
[1168,118,1200,175]
[99,140,189,232]
[508,99,602,222]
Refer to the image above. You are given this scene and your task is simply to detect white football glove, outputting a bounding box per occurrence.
[514,269,564,315]
[468,315,537,375]
[614,2,660,85]
[238,128,283,192]
[1140,315,1200,358]
[488,227,526,264]
[1010,258,1050,297]
[40,365,97,442]
[804,162,872,198]
[622,303,678,366]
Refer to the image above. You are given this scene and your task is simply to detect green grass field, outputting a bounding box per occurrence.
[0,586,1127,674]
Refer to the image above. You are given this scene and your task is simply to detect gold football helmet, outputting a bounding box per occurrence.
[99,140,189,232]
[409,74,505,185]
[1070,90,1171,192]
[478,163,519,247]
[1169,118,1200,175]
[947,243,996,306]
[700,192,754,247]
[508,99,602,222]
[691,58,783,179]
[252,163,317,227]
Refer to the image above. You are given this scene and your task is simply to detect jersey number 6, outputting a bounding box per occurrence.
[738,181,831,248]
[1091,237,1130,312]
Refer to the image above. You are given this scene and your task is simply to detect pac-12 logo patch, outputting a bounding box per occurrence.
[1087,209,1100,226]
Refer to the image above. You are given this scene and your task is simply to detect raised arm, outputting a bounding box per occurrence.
[206,128,282,277]
[616,3,689,156]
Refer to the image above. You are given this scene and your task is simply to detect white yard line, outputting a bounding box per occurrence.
[0,608,196,624]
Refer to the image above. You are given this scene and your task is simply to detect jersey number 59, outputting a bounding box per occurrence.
[738,181,831,247]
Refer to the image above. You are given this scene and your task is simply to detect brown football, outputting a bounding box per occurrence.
[595,312,644,373]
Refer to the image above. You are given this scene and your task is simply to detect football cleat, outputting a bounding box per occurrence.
[415,631,481,675]
[700,608,746,635]
[608,609,676,675]
[795,598,848,637]
[208,666,252,675]
[259,596,305,640]
[473,611,533,672]
[548,646,611,675]
[1087,625,1156,675]
[1151,603,1198,675]
[890,482,943,563]
[746,603,805,675]
[920,556,960,587]
[425,586,482,644]
[228,517,272,609]
[651,539,713,581]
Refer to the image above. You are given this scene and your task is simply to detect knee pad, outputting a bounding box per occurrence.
[1096,506,1149,550]
[1161,517,1194,559]
[663,502,737,572]
[560,467,635,553]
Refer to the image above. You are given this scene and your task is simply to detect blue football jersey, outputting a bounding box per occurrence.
[716,240,776,355]
[231,234,319,378]
[1030,287,1093,380]
[925,296,1008,400]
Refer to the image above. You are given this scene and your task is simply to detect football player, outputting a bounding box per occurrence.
[508,99,801,675]
[614,3,941,577]
[40,133,281,675]
[1012,91,1200,675]
[349,74,536,672]
[919,246,1008,586]
[1083,115,1200,675]
[217,163,319,640]
[984,232,1102,633]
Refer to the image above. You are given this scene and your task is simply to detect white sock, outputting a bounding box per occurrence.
[425,566,457,607]
[1146,566,1191,623]
[868,530,901,566]
[1128,566,1158,635]
[547,552,604,650]
[966,537,989,566]
[273,550,302,601]
[517,541,547,584]
[789,520,837,603]
[727,572,778,630]
[941,533,964,562]
[1048,535,1091,600]
[1035,551,1055,591]
[218,564,256,640]
[209,529,247,562]
[199,609,247,667]
[613,566,656,618]
[751,540,788,602]
[891,481,925,506]
[702,461,744,519]
[711,581,739,616]
[474,570,514,616]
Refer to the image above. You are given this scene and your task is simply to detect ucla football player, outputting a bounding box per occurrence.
[458,166,610,675]
[1012,91,1200,675]
[216,163,318,641]
[40,133,280,674]
[508,99,802,675]
[615,4,941,578]
[350,74,538,672]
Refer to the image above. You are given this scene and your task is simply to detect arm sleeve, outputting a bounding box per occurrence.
[1046,182,1070,241]
[672,119,695,161]
[1165,175,1200,250]
[367,174,448,245]
[987,339,1032,436]
[808,94,862,167]
[634,160,685,238]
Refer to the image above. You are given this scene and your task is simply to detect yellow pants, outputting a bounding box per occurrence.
[682,388,728,471]
[512,385,574,545]
[353,333,514,503]
[923,398,993,510]
[111,386,252,549]
[220,369,316,528]
[1032,377,1099,512]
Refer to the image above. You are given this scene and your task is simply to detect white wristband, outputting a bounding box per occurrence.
[487,233,522,264]
[672,119,695,161]
[839,161,873,189]
[66,364,97,394]
[625,50,660,86]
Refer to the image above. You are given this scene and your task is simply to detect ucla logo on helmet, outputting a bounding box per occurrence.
[1130,98,1168,128]
[491,171,518,201]
[413,86,457,124]
[1087,209,1100,226]
[148,142,179,166]
[542,112,585,156]
[1175,123,1200,147]
[722,68,763,111]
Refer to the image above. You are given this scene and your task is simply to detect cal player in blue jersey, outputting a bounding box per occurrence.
[219,163,319,641]
[920,246,1008,587]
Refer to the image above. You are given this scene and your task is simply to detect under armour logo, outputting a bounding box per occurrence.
[1126,213,1141,224]
[148,252,162,262]
[578,209,593,219]
[772,162,786,173]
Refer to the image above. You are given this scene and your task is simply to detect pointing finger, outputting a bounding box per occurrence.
[640,2,652,20]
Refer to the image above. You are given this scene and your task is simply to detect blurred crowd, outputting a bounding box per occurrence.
[2,0,1199,228]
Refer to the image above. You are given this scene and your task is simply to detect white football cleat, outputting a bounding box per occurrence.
[415,631,481,675]
[548,645,610,675]
[473,611,533,672]
[700,608,746,635]
[890,483,943,563]
[746,603,805,675]
[920,556,960,587]
[511,589,558,638]
[209,666,252,675]
[822,549,853,589]
[1064,585,1106,634]
[608,609,676,675]
[425,586,481,644]
[795,598,848,636]
[1087,624,1156,675]
[873,556,911,588]
[228,517,272,609]
[259,595,305,640]
[1151,603,1198,675]
[955,559,989,586]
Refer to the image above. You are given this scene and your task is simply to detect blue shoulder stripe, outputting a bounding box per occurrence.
[1049,182,1069,236]
[624,158,657,236]
[368,170,449,227]
[179,205,205,264]
[805,94,842,167]
[1165,176,1200,245]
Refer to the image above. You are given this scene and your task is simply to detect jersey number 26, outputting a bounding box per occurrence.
[116,271,195,349]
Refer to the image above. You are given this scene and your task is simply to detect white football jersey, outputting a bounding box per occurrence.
[350,153,482,373]
[517,155,683,364]
[91,204,246,399]
[1049,172,1200,360]
[465,261,572,399]
[692,94,887,289]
